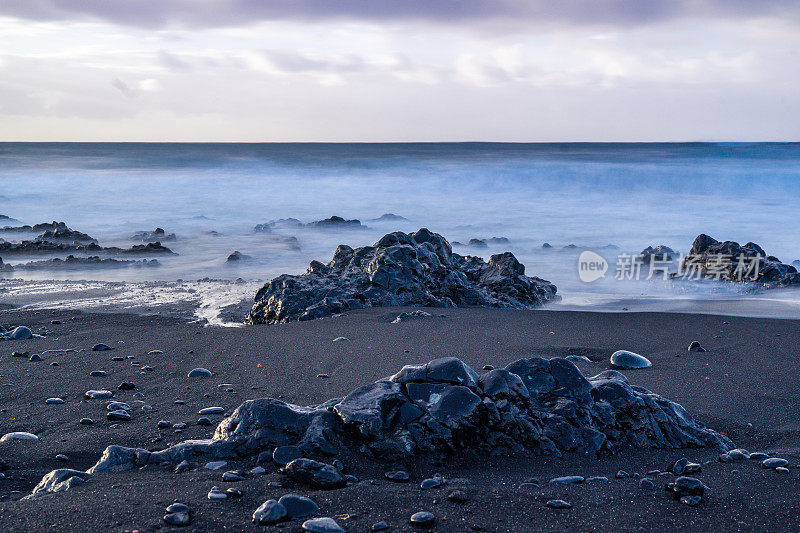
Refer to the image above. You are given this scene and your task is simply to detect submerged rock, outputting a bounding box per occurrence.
[640,245,678,264]
[31,356,732,496]
[247,228,558,324]
[610,350,652,369]
[130,228,176,243]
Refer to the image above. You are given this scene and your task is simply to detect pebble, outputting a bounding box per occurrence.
[278,494,319,518]
[11,351,29,358]
[253,499,287,525]
[107,410,131,421]
[550,475,584,484]
[610,350,652,369]
[585,476,610,482]
[384,470,410,482]
[84,390,113,399]
[157,421,172,429]
[197,417,213,426]
[188,368,212,378]
[225,488,243,498]
[1,432,38,441]
[207,486,227,500]
[332,337,348,342]
[775,466,790,474]
[372,521,389,531]
[118,382,135,390]
[420,477,445,490]
[45,398,64,404]
[90,370,107,377]
[106,402,130,411]
[448,490,469,502]
[111,356,124,361]
[681,495,702,507]
[615,470,630,479]
[166,503,190,513]
[639,478,655,490]
[672,458,701,475]
[687,341,707,352]
[410,511,436,526]
[174,460,192,473]
[198,406,224,415]
[729,449,750,461]
[316,373,330,379]
[273,445,302,466]
[148,350,164,355]
[163,511,191,526]
[670,476,706,501]
[546,499,572,509]
[204,460,227,470]
[50,362,59,366]
[749,452,769,460]
[482,365,494,370]
[222,470,245,482]
[92,343,113,351]
[303,517,345,533]
[28,354,42,362]
[250,466,266,475]
[174,422,187,429]
[174,399,185,405]
[79,418,94,425]
[763,458,789,469]
[55,454,69,462]
[8,327,33,340]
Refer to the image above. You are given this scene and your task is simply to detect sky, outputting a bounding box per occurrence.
[1,1,799,141]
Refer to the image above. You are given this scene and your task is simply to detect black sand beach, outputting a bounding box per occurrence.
[1,306,798,531]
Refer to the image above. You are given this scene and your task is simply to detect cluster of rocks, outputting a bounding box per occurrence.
[28,355,732,498]
[0,237,174,257]
[7,255,160,271]
[254,216,366,233]
[130,227,176,242]
[639,245,678,264]
[451,237,511,248]
[246,228,558,324]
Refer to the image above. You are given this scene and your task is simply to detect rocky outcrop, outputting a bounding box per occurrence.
[254,216,365,233]
[130,228,176,242]
[0,240,174,256]
[680,234,799,287]
[640,245,677,264]
[15,255,159,270]
[29,356,732,496]
[246,228,558,324]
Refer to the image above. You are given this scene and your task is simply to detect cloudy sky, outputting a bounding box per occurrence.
[1,1,799,141]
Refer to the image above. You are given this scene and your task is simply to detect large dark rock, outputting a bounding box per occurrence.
[30,356,732,496]
[246,229,558,324]
[15,255,159,270]
[680,234,799,287]
[640,245,677,264]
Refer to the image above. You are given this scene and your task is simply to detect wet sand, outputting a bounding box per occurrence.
[1,306,799,531]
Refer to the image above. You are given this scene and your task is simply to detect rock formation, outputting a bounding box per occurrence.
[246,228,558,324]
[27,356,732,496]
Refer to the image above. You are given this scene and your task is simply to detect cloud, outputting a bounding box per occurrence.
[3,0,799,29]
[112,77,161,98]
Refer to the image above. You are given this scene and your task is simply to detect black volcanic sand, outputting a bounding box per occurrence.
[1,306,799,532]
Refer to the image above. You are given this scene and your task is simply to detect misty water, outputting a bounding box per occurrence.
[2,142,800,322]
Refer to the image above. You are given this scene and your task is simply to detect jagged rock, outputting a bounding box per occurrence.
[31,356,732,495]
[679,234,800,287]
[283,458,346,489]
[130,228,176,242]
[0,257,12,272]
[640,245,677,264]
[226,251,249,262]
[247,228,558,324]
[25,469,91,497]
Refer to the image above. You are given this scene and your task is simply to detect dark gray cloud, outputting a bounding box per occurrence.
[4,0,799,29]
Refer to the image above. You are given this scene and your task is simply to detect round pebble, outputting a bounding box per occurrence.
[410,511,435,526]
[610,350,652,369]
[45,398,64,405]
[384,470,410,482]
[546,499,572,509]
[188,368,212,378]
[0,432,38,442]
[92,343,113,351]
[763,458,789,469]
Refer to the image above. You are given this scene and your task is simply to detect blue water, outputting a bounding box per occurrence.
[1,142,799,317]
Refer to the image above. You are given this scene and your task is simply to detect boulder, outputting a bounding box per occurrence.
[247,229,558,324]
[26,469,91,497]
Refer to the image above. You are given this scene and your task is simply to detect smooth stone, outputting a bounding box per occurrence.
[207,486,227,500]
[9,327,33,340]
[111,356,124,361]
[273,445,302,466]
[332,337,348,342]
[163,511,191,526]
[166,503,190,513]
[372,521,389,531]
[90,370,107,377]
[687,341,706,352]
[681,495,703,507]
[615,470,630,479]
[107,410,131,421]
[118,382,135,390]
[671,477,706,499]
[79,418,94,425]
[763,458,789,469]
[197,417,213,426]
[204,460,227,470]
[253,499,288,525]
[775,466,790,474]
[420,477,444,490]
[610,350,652,369]
[174,399,185,404]
[749,452,769,460]
[188,368,212,378]
[173,422,187,429]
[639,478,655,490]
[198,406,224,415]
[585,476,610,482]
[410,511,435,526]
[546,499,572,509]
[222,470,245,482]
[45,398,64,405]
[226,488,243,498]
[284,458,346,489]
[250,466,266,475]
[92,344,113,351]
[106,402,130,411]
[84,390,113,399]
[157,420,172,429]
[148,350,164,355]
[550,476,584,484]
[278,494,319,518]
[447,490,469,502]
[384,470,410,482]
[1,432,38,441]
[302,517,345,533]
[728,449,750,461]
[672,458,702,475]
[55,454,69,462]
[28,354,42,362]
[11,351,29,358]
[174,460,192,473]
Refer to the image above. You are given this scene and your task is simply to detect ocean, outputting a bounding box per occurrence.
[2,142,800,322]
